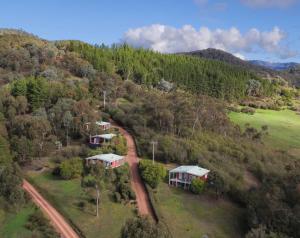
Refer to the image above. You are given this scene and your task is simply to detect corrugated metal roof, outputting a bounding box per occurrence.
[170,166,210,177]
[96,121,111,126]
[91,134,116,140]
[85,153,124,163]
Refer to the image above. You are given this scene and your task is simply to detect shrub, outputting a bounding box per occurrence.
[52,166,61,176]
[191,178,205,194]
[121,217,169,238]
[241,107,255,115]
[114,135,127,155]
[139,160,167,188]
[77,201,86,210]
[82,175,96,187]
[26,209,59,238]
[118,182,136,201]
[59,157,83,180]
[114,192,122,203]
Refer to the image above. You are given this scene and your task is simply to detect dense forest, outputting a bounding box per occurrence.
[182,48,300,88]
[0,30,300,237]
[64,41,276,100]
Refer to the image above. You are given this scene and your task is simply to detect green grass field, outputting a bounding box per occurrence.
[154,183,245,238]
[229,109,300,154]
[0,205,35,238]
[27,170,135,238]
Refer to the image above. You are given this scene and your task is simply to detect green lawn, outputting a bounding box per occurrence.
[27,170,135,238]
[0,205,35,238]
[154,183,245,238]
[229,109,300,153]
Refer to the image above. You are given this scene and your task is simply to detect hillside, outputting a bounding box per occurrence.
[182,48,300,87]
[0,30,300,238]
[181,48,274,72]
[65,41,275,100]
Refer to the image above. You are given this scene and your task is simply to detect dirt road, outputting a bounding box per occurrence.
[22,180,80,238]
[116,125,156,220]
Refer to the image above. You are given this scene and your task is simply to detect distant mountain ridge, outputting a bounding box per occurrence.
[181,48,300,87]
[248,60,299,71]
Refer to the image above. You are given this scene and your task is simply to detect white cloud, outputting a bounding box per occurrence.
[234,53,246,60]
[240,0,297,8]
[122,24,297,59]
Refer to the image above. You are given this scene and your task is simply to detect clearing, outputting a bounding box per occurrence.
[26,170,135,238]
[229,109,300,155]
[154,183,245,238]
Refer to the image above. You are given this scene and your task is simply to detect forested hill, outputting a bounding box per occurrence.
[0,30,277,100]
[63,41,276,100]
[182,48,300,87]
[1,30,300,238]
[181,48,272,72]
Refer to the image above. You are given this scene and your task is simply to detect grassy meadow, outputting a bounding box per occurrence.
[154,183,245,238]
[26,170,135,238]
[229,109,300,156]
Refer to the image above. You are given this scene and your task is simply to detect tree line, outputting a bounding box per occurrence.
[63,41,276,100]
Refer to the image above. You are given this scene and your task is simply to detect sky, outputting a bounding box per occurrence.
[0,0,299,62]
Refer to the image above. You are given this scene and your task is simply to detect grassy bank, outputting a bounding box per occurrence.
[152,183,245,238]
[26,170,135,238]
[229,109,300,155]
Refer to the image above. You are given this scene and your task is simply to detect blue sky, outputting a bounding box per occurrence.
[0,0,299,62]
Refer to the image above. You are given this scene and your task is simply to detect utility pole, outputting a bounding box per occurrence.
[103,90,106,110]
[95,184,100,217]
[150,141,158,164]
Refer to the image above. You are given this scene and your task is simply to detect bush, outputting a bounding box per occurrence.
[25,209,59,238]
[121,216,169,238]
[118,182,136,201]
[114,135,127,155]
[241,107,255,115]
[191,179,205,194]
[77,201,86,210]
[139,160,167,188]
[52,166,61,176]
[59,157,83,180]
[114,192,122,203]
[82,174,96,187]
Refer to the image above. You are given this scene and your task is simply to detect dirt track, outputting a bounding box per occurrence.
[116,125,156,220]
[22,124,155,238]
[22,180,80,238]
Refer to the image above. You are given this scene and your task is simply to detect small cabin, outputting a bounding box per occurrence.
[169,166,210,189]
[95,121,111,131]
[89,134,116,148]
[84,121,111,131]
[85,153,125,168]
